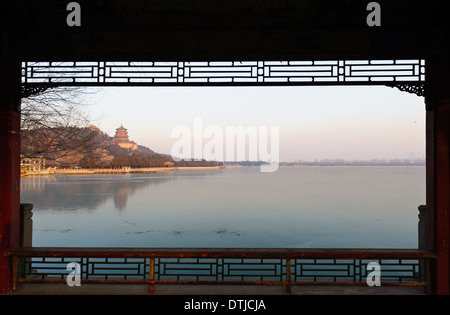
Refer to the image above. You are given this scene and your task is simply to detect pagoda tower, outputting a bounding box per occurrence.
[112,125,138,150]
[114,125,130,143]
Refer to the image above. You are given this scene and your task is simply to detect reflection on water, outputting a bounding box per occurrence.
[20,167,425,249]
[20,173,178,211]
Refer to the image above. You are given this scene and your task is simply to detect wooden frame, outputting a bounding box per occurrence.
[1,0,449,295]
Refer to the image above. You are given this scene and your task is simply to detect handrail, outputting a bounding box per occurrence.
[6,247,437,259]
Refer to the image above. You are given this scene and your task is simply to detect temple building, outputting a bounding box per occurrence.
[113,125,138,150]
[20,156,46,172]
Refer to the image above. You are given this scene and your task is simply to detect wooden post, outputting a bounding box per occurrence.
[0,57,22,294]
[426,259,432,295]
[418,205,427,251]
[11,256,19,292]
[285,259,291,294]
[20,204,34,248]
[149,258,155,292]
[425,55,450,295]
[418,205,426,283]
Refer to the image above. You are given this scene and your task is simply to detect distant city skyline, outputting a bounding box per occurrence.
[85,85,426,162]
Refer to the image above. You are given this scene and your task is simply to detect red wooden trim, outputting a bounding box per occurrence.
[0,58,21,295]
[435,97,450,294]
[426,56,450,295]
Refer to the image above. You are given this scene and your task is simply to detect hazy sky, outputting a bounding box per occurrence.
[85,85,425,162]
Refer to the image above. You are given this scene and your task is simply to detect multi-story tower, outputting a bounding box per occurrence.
[113,125,138,150]
[114,125,130,143]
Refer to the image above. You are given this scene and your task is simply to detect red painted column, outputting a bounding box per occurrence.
[0,58,21,294]
[426,56,450,295]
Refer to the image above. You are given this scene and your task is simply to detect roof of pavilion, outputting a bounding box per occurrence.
[1,0,448,61]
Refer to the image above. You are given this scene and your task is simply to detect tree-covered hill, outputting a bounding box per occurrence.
[22,125,221,168]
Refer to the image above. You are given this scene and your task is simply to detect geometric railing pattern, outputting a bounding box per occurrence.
[21,257,423,284]
[21,60,425,86]
[9,248,434,294]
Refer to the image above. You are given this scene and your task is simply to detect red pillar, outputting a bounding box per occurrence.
[0,58,21,294]
[426,55,450,295]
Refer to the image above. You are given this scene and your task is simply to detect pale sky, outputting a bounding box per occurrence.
[85,85,426,162]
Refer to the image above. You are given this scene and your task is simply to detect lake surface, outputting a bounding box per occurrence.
[20,166,425,249]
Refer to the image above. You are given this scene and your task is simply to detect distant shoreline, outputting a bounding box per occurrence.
[276,165,425,167]
[175,166,225,170]
[226,164,425,168]
[22,164,424,177]
[24,166,224,177]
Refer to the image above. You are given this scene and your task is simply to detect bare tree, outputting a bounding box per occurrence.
[20,86,109,165]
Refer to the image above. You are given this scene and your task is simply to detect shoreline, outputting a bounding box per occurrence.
[225,164,425,168]
[24,166,225,177]
[23,164,425,177]
[276,165,426,168]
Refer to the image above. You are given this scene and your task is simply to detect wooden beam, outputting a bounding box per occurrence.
[425,55,450,295]
[0,57,21,295]
[3,0,440,61]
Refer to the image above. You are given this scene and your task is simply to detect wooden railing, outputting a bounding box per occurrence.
[7,247,436,293]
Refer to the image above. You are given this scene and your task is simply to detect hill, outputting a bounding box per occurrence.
[21,125,221,168]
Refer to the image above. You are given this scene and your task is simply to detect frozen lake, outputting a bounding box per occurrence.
[20,166,425,249]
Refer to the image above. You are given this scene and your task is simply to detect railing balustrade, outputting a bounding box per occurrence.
[7,247,436,293]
